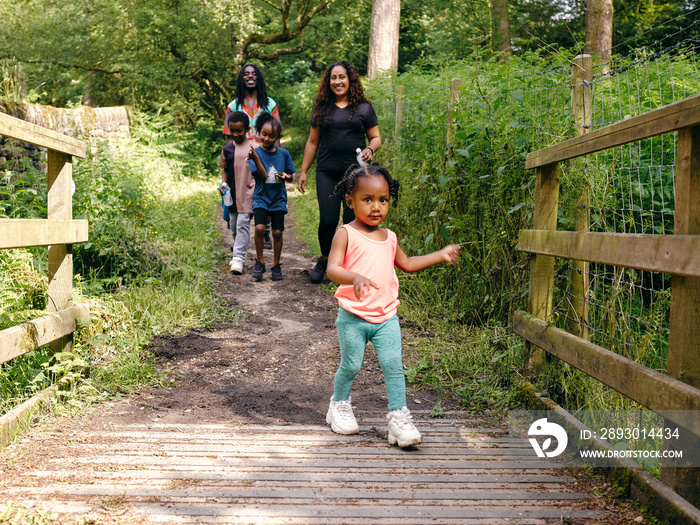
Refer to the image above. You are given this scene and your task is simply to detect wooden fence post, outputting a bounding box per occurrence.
[394,85,405,174]
[568,54,592,339]
[47,149,74,354]
[661,124,700,506]
[394,85,405,140]
[524,162,561,376]
[446,78,462,147]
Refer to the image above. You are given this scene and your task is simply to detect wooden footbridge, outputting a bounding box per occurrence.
[2,413,606,523]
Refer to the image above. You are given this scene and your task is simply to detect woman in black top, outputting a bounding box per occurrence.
[297,61,382,283]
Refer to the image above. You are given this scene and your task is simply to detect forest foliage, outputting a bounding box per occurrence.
[0,0,697,123]
[1,0,699,417]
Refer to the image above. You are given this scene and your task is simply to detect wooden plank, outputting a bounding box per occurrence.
[568,54,592,339]
[0,304,90,365]
[518,230,700,277]
[26,485,587,501]
[526,93,700,169]
[0,219,89,249]
[47,150,74,353]
[513,310,700,435]
[662,125,700,504]
[0,384,59,447]
[0,112,86,158]
[525,162,561,375]
[29,470,574,484]
[60,455,563,469]
[32,502,604,521]
[0,415,615,523]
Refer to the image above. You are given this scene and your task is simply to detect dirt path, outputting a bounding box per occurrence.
[89,206,454,430]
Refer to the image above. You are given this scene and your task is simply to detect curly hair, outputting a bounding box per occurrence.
[235,64,271,111]
[310,61,369,129]
[254,111,282,137]
[226,110,250,131]
[333,163,400,208]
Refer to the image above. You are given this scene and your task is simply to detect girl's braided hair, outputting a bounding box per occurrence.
[311,61,369,129]
[334,164,400,208]
[255,111,282,137]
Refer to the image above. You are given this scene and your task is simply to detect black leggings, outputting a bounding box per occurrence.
[316,169,355,257]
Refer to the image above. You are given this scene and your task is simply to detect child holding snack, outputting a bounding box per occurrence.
[247,112,296,282]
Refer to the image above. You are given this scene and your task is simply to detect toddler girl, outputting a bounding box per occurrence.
[325,164,460,447]
[248,112,296,282]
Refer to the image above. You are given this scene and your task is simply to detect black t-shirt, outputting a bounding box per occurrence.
[315,102,379,172]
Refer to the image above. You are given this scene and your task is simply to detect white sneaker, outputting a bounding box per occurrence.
[229,257,244,274]
[326,397,359,435]
[387,406,422,447]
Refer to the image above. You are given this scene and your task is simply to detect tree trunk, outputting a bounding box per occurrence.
[367,0,401,79]
[585,0,613,69]
[492,0,512,59]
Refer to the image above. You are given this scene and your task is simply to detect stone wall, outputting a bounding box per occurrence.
[0,101,130,173]
[0,100,131,140]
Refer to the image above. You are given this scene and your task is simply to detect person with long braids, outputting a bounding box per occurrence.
[297,61,381,284]
[223,64,281,143]
[223,64,280,249]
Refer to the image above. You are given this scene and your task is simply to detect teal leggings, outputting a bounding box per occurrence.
[333,307,407,410]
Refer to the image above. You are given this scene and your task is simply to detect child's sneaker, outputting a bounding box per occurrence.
[271,263,283,281]
[326,397,359,435]
[251,260,265,281]
[229,257,244,275]
[386,406,422,447]
[264,233,272,250]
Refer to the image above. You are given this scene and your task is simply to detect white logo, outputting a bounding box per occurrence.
[265,165,279,184]
[528,418,568,458]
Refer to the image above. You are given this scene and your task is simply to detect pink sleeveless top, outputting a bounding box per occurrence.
[334,225,400,323]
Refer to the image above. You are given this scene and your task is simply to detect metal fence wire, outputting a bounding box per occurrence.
[375,21,699,378]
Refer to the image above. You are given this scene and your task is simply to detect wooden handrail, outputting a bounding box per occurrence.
[525,94,700,169]
[520,59,700,501]
[518,230,700,277]
[0,305,90,365]
[1,219,89,249]
[1,112,89,358]
[0,112,86,158]
[514,311,700,435]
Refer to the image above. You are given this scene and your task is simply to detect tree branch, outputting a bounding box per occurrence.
[239,0,332,60]
[248,31,306,61]
[258,0,283,11]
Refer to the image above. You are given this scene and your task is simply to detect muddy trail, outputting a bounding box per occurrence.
[91,208,456,430]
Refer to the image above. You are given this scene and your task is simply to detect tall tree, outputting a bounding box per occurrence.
[367,0,401,78]
[586,0,613,66]
[492,0,512,58]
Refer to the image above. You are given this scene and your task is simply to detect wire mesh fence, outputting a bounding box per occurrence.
[568,30,700,374]
[372,19,699,381]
